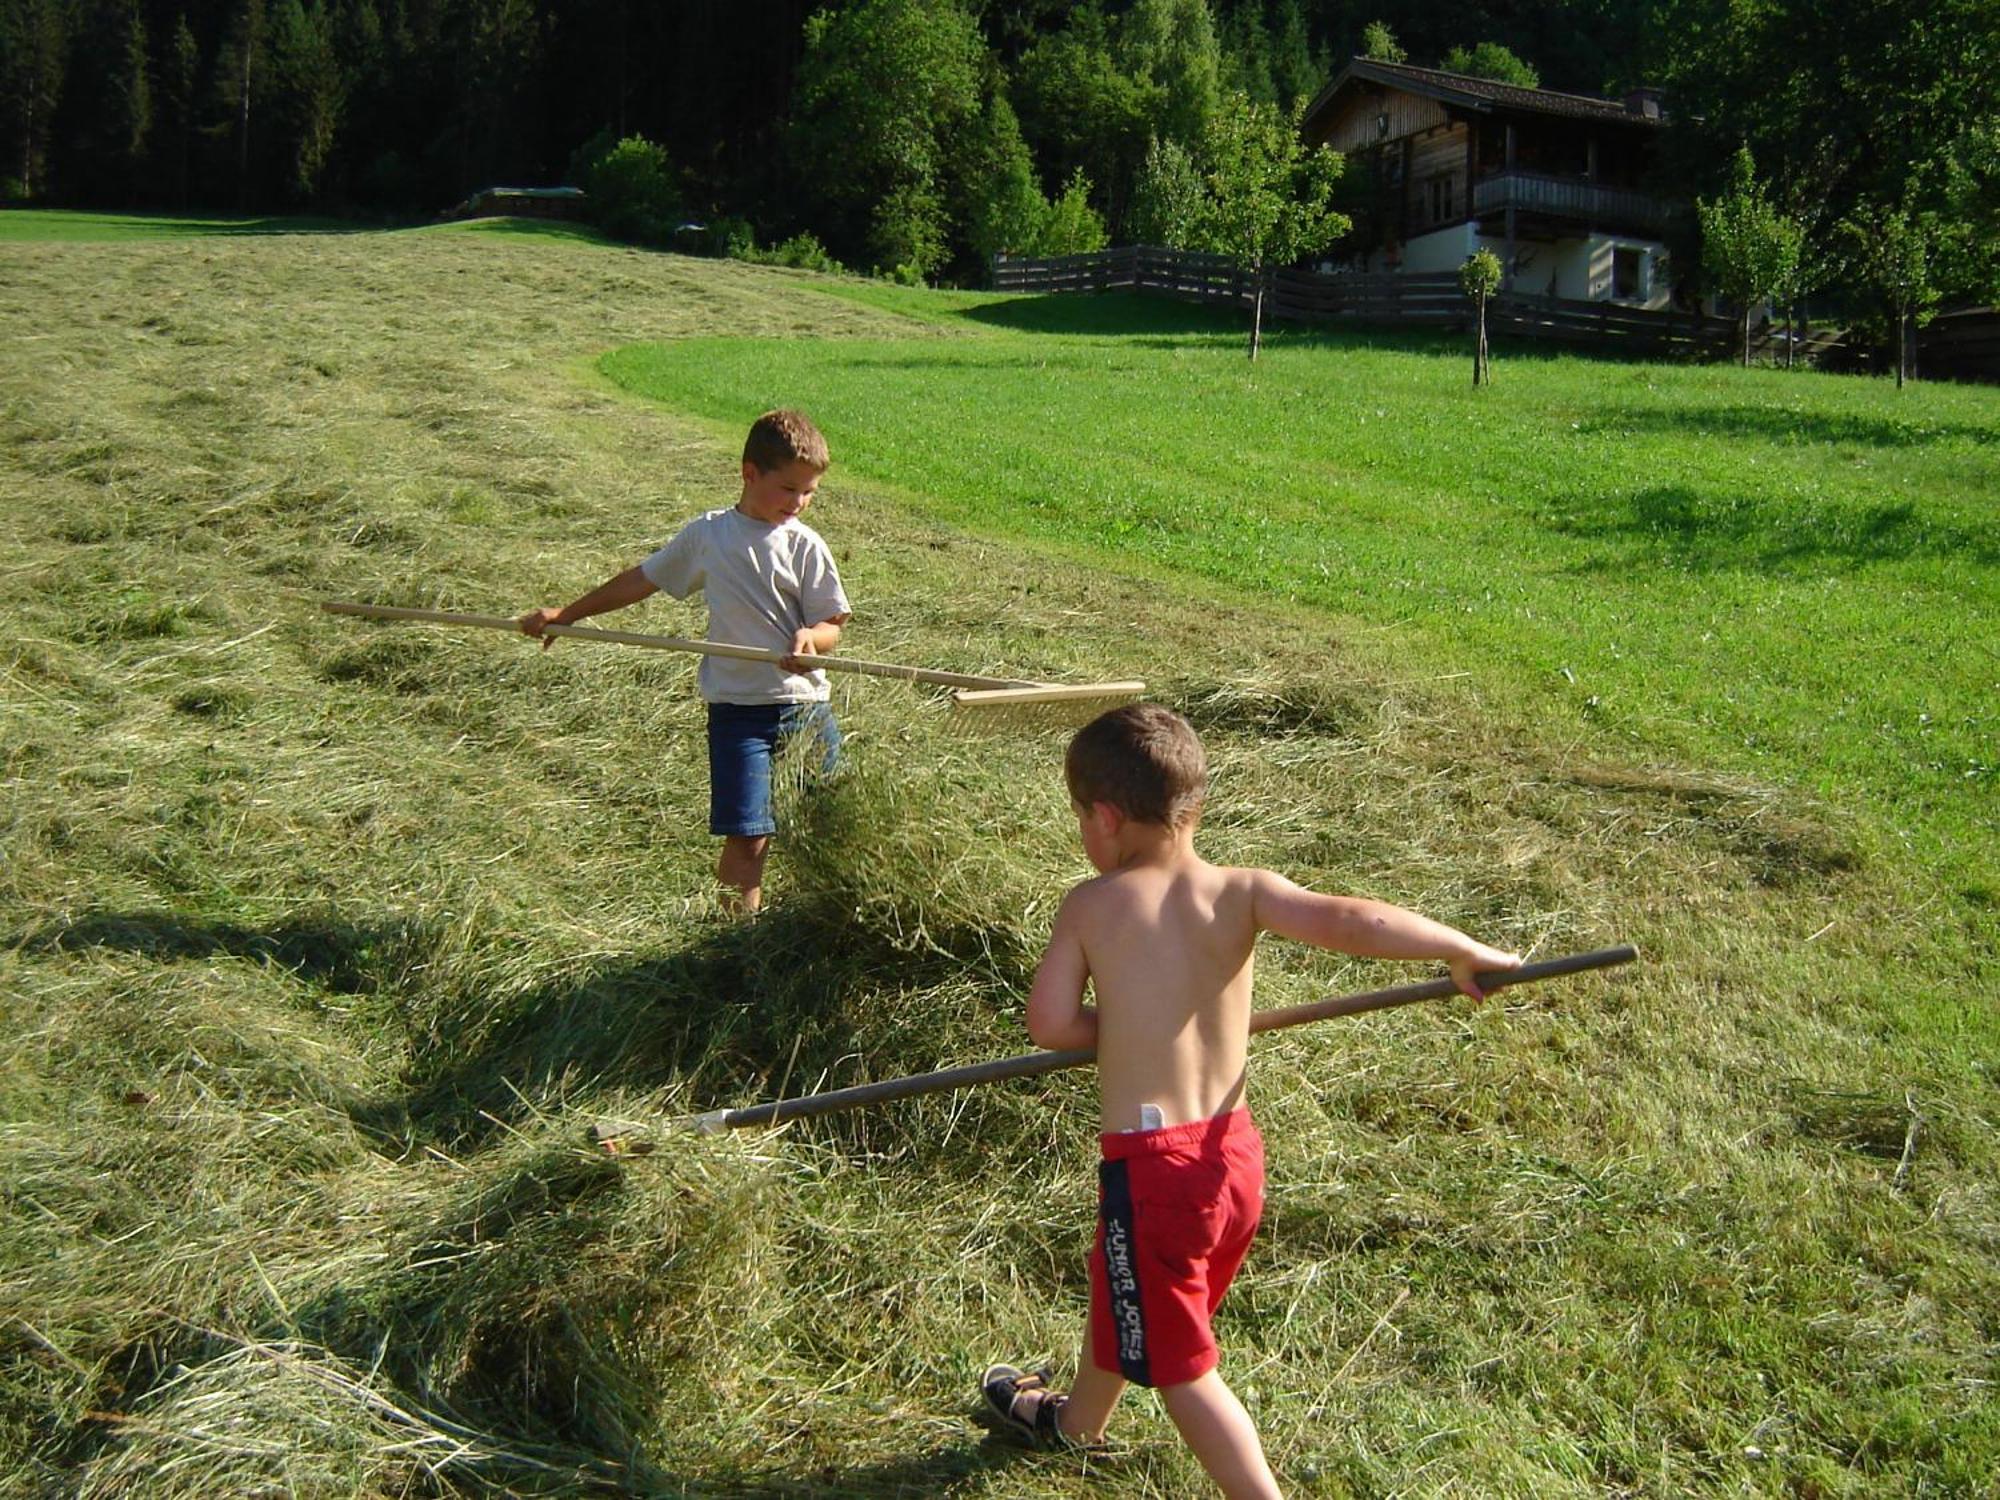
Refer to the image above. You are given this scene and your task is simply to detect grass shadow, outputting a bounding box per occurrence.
[954,289,1250,340]
[65,1296,1030,1497]
[10,907,435,996]
[1587,402,2000,450]
[1550,483,2000,572]
[359,914,837,1148]
[948,289,1704,369]
[443,216,613,245]
[10,894,1034,1157]
[358,879,1034,1152]
[0,208,374,241]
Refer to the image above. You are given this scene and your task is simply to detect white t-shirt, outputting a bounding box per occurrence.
[639,506,851,705]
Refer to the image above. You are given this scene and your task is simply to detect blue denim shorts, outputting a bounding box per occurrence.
[706,700,842,838]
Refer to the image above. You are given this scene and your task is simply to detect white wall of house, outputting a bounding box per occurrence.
[1365,222,1480,274]
[1517,232,1673,308]
[1360,224,1673,310]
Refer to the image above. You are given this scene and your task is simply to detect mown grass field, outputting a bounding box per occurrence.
[3,210,1996,1497]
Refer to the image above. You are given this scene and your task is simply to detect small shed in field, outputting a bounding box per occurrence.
[446,186,588,222]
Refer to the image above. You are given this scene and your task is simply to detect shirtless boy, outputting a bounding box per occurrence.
[980,703,1519,1499]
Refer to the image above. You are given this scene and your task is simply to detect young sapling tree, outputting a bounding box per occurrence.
[1697,148,1805,367]
[1187,90,1348,360]
[1460,248,1502,385]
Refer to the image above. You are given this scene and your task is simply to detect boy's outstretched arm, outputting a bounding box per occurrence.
[1024,892,1097,1050]
[1250,871,1520,999]
[517,565,658,645]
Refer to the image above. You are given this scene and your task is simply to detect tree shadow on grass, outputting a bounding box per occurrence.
[955,289,1249,340]
[1548,483,2000,574]
[950,290,1699,368]
[1585,402,2000,450]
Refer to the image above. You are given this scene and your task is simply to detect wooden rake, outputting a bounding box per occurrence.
[321,601,1144,707]
[591,945,1638,1152]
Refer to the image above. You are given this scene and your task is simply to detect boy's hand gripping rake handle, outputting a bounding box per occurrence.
[668,945,1638,1136]
[321,600,1047,692]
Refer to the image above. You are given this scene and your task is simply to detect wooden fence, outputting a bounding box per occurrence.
[1920,307,2000,384]
[993,245,1844,365]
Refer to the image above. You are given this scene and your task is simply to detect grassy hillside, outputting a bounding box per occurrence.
[603,290,1998,913]
[3,214,1995,1497]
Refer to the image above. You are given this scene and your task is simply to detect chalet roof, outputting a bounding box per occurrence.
[1302,57,1669,138]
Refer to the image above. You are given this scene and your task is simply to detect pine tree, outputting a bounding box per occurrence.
[216,0,269,208]
[270,0,343,200]
[159,11,198,207]
[960,88,1046,264]
[1117,0,1221,150]
[2,0,69,198]
[1269,0,1322,113]
[114,0,151,179]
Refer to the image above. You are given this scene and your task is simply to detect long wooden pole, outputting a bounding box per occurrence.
[664,946,1637,1135]
[321,600,1041,691]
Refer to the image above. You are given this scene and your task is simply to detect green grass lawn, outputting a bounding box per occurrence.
[603,293,1999,918]
[3,214,1997,1497]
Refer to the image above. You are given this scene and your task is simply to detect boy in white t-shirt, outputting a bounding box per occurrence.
[518,410,851,914]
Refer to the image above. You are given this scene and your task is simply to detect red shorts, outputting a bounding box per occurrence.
[1089,1108,1265,1388]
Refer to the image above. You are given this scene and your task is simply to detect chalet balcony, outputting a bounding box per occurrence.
[1472,171,1673,235]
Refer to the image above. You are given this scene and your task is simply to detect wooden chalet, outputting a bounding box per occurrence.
[1301,58,1679,307]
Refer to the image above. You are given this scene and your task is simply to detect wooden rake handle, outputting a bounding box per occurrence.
[672,945,1639,1134]
[320,600,1039,691]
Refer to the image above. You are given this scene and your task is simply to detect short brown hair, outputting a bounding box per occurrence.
[1065,703,1207,828]
[743,409,829,473]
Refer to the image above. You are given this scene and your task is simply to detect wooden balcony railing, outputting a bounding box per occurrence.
[1472,172,1673,233]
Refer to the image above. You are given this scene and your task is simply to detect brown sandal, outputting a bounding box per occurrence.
[980,1363,1071,1446]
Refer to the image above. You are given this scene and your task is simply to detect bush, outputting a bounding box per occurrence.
[868,182,948,283]
[584,135,681,245]
[1129,138,1204,249]
[763,232,846,274]
[669,216,756,258]
[708,216,758,258]
[563,127,618,188]
[1032,168,1108,257]
[728,230,848,275]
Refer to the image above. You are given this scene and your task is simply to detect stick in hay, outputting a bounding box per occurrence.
[592,946,1638,1149]
[951,681,1148,707]
[323,600,1144,702]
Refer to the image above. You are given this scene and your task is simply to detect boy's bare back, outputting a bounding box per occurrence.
[1027,703,1518,1137]
[1038,850,1261,1132]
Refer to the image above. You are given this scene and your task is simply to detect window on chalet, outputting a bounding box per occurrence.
[1427,174,1456,225]
[1612,246,1645,299]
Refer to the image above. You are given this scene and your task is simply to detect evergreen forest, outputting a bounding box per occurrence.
[4,2,1997,314]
